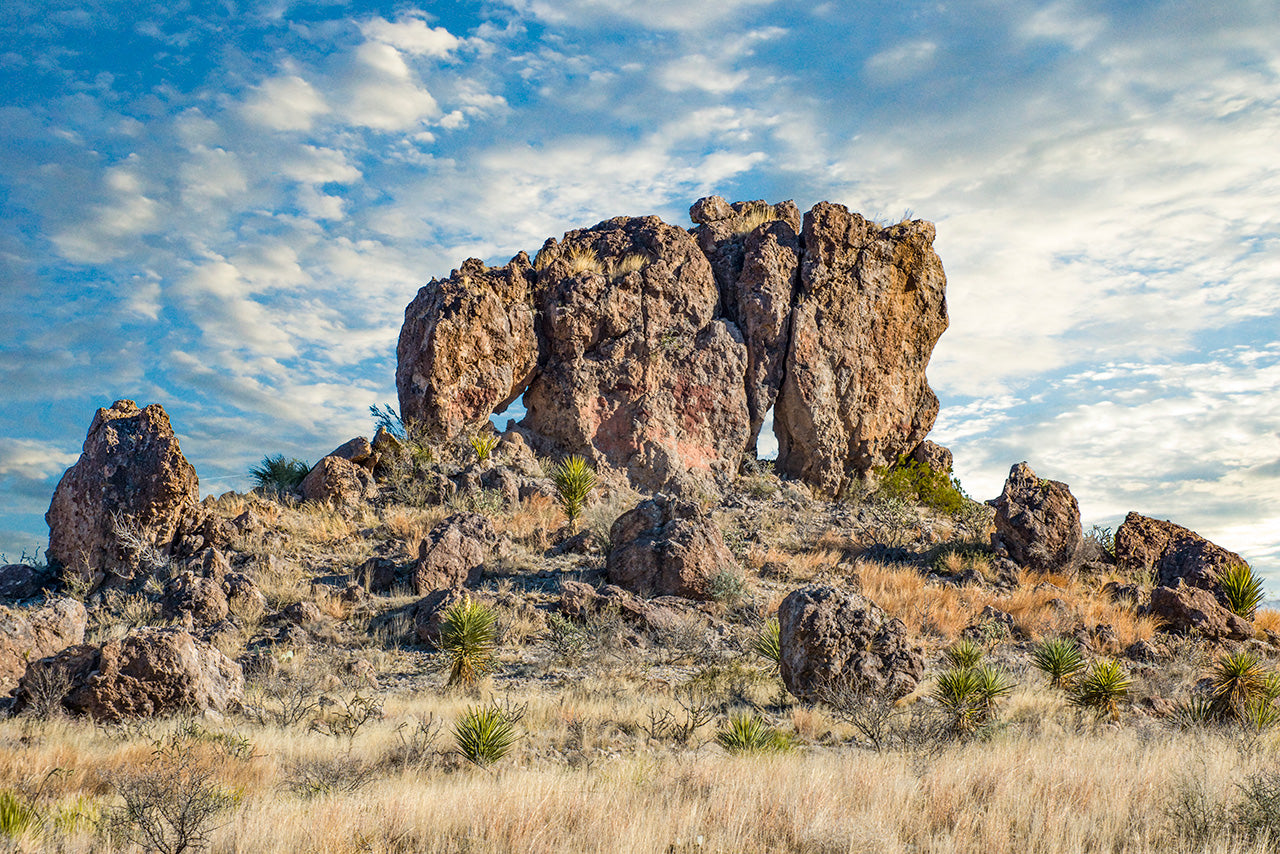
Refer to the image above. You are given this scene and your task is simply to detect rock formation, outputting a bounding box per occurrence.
[0,597,86,692]
[412,513,500,593]
[46,400,200,588]
[1147,581,1251,641]
[1115,512,1247,593]
[991,462,1083,572]
[300,454,378,508]
[395,197,949,498]
[606,494,738,600]
[777,584,923,703]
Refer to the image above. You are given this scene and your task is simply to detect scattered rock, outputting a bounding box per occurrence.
[300,455,378,507]
[412,587,470,646]
[412,513,499,593]
[162,571,229,627]
[991,462,1083,572]
[1115,512,1248,594]
[397,254,538,442]
[911,440,954,475]
[1147,581,1251,641]
[356,556,398,594]
[964,605,1021,641]
[0,598,87,692]
[278,601,322,626]
[777,584,924,703]
[607,495,738,600]
[0,563,54,601]
[775,206,948,496]
[45,400,200,588]
[328,436,377,470]
[13,627,243,721]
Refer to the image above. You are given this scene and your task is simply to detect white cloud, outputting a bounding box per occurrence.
[241,75,329,131]
[51,165,158,263]
[360,15,460,57]
[501,0,778,32]
[658,54,750,94]
[863,40,939,83]
[340,42,440,130]
[0,438,80,480]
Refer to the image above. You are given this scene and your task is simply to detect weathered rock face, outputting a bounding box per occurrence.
[0,598,87,692]
[775,206,947,496]
[300,455,378,508]
[396,198,950,498]
[1148,582,1251,641]
[14,627,242,721]
[397,255,538,441]
[46,400,200,587]
[412,513,499,593]
[1115,513,1246,592]
[606,495,737,600]
[0,563,54,601]
[991,462,1083,572]
[524,216,751,492]
[777,585,923,703]
[911,440,954,475]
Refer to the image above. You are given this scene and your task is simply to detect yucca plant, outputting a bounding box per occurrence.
[0,789,38,839]
[1241,697,1280,733]
[943,638,984,670]
[439,598,498,688]
[1172,695,1217,729]
[249,454,310,493]
[932,664,1013,735]
[453,704,519,766]
[1069,658,1132,719]
[1031,636,1086,689]
[715,714,791,754]
[469,433,500,463]
[552,455,596,528]
[1209,650,1267,721]
[1219,562,1266,619]
[751,617,781,666]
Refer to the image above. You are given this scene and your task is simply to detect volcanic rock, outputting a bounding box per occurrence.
[1115,512,1247,593]
[1147,581,1251,641]
[412,513,499,593]
[46,400,200,588]
[397,254,538,442]
[991,462,1083,572]
[606,495,737,600]
[774,205,949,496]
[777,585,923,703]
[300,455,378,507]
[0,598,87,692]
[13,626,242,721]
[910,440,954,475]
[0,563,53,601]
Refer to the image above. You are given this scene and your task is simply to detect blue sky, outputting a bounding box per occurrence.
[2,0,1278,586]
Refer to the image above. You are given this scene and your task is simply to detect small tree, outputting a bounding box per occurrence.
[552,456,596,528]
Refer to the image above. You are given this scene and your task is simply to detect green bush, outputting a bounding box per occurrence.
[931,664,1013,735]
[1208,650,1267,721]
[439,598,498,688]
[551,455,597,527]
[1218,562,1265,619]
[1030,637,1086,689]
[1068,658,1131,719]
[249,454,310,493]
[751,617,781,666]
[469,433,500,463]
[874,455,969,516]
[453,704,519,766]
[715,714,791,754]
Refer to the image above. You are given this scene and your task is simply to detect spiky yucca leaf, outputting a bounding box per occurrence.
[453,704,518,766]
[932,664,1013,735]
[943,638,984,670]
[1031,637,1086,689]
[751,618,781,666]
[715,714,790,754]
[1219,562,1265,619]
[0,790,38,839]
[249,454,310,492]
[552,456,596,527]
[1069,658,1132,719]
[1209,650,1267,721]
[439,598,498,688]
[469,433,500,463]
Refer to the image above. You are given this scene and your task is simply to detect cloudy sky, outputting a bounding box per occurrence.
[2,1,1277,585]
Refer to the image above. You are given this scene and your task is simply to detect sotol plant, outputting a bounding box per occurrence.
[249,454,310,493]
[439,598,498,688]
[931,664,1014,735]
[453,704,519,766]
[469,433,500,463]
[1208,650,1269,721]
[1031,637,1086,689]
[552,455,597,528]
[1069,658,1132,719]
[1218,562,1266,619]
[715,714,791,754]
[751,617,781,666]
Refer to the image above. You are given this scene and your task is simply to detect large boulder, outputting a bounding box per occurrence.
[1115,513,1247,593]
[606,495,737,600]
[12,627,242,721]
[1148,581,1251,641]
[774,205,948,496]
[692,198,803,454]
[0,598,86,693]
[777,585,923,703]
[46,400,200,588]
[991,462,1083,572]
[397,255,538,442]
[412,513,499,593]
[300,455,378,507]
[522,216,751,492]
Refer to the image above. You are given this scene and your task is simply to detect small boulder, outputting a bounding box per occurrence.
[910,440,954,475]
[162,571,229,627]
[0,598,87,692]
[328,436,377,470]
[777,585,923,703]
[0,563,54,601]
[606,495,738,600]
[356,556,398,594]
[13,627,243,721]
[1147,582,1252,640]
[1115,512,1247,593]
[991,462,1083,572]
[300,455,378,507]
[412,513,499,593]
[412,587,469,646]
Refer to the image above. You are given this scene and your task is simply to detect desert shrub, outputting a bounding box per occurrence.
[369,403,407,439]
[608,251,650,280]
[249,454,310,493]
[1069,658,1131,719]
[715,714,791,754]
[1031,637,1086,689]
[874,455,968,515]
[1237,769,1280,841]
[931,664,1013,735]
[1164,774,1228,849]
[709,569,749,605]
[284,755,375,798]
[551,455,596,527]
[439,598,498,688]
[545,612,592,665]
[469,433,500,463]
[0,790,39,839]
[942,638,984,670]
[19,663,71,720]
[453,703,520,766]
[1084,524,1116,560]
[751,617,781,666]
[313,691,384,743]
[731,201,781,235]
[1218,562,1265,619]
[817,681,948,754]
[644,686,715,748]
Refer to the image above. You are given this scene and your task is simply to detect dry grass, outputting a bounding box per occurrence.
[563,244,603,275]
[1255,608,1280,636]
[731,200,782,236]
[608,251,650,280]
